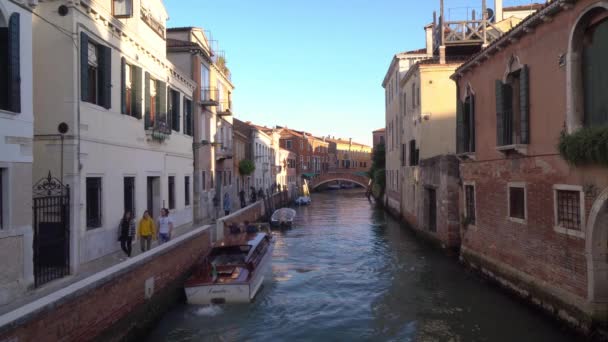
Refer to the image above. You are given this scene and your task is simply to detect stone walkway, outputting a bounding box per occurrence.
[0,219,213,317]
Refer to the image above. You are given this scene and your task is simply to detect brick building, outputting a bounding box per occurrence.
[279,128,328,181]
[372,127,385,150]
[453,0,608,327]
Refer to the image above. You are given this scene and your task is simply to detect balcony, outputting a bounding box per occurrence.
[145,117,171,142]
[201,87,219,106]
[215,142,233,161]
[217,100,232,116]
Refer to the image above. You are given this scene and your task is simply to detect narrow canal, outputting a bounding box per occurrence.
[147,189,581,341]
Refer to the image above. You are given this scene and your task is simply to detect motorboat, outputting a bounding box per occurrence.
[270,208,296,227]
[185,232,275,305]
[295,196,311,205]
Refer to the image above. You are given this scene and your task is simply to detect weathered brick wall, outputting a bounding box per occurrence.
[402,155,460,249]
[219,192,290,238]
[460,155,593,301]
[0,228,211,342]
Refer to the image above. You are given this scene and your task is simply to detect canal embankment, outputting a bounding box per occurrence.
[0,192,291,342]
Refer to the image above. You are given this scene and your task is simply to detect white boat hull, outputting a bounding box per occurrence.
[186,241,274,305]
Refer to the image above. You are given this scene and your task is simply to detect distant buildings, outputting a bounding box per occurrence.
[372,128,385,149]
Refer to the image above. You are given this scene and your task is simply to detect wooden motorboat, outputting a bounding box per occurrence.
[270,208,296,227]
[185,232,275,305]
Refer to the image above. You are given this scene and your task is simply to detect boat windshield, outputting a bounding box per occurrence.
[212,253,245,266]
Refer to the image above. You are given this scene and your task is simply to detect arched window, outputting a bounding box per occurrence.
[583,17,608,126]
[568,6,608,131]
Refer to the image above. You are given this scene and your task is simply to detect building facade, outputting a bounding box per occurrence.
[33,0,196,273]
[453,0,608,325]
[372,128,385,150]
[0,0,35,306]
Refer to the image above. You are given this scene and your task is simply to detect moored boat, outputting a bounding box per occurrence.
[295,196,311,205]
[185,232,275,305]
[270,208,296,227]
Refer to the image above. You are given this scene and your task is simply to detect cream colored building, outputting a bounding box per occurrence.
[33,0,196,273]
[382,50,430,212]
[0,0,35,306]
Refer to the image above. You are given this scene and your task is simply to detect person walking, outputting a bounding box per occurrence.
[223,192,232,216]
[157,208,174,244]
[239,189,246,208]
[137,210,156,252]
[117,211,136,258]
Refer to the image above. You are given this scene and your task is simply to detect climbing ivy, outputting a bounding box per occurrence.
[558,126,608,166]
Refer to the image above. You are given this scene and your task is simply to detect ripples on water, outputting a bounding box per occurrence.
[146,189,582,342]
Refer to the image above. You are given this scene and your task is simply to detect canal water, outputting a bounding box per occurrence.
[147,189,582,342]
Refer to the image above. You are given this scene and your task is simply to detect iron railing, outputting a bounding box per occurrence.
[201,87,219,105]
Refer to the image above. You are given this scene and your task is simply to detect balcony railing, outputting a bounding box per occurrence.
[433,16,504,48]
[145,118,171,142]
[201,87,219,106]
[217,100,232,116]
[215,142,233,161]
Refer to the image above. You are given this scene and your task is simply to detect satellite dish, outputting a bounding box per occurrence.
[486,8,495,22]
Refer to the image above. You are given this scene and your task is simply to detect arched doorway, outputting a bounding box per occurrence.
[587,187,608,309]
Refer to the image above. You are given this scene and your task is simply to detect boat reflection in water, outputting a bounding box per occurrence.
[185,232,275,305]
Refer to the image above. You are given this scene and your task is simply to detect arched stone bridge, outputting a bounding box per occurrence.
[309,172,370,190]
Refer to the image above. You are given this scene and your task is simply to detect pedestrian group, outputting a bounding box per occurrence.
[118,208,174,258]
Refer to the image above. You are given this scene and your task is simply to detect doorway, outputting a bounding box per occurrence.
[147,176,161,218]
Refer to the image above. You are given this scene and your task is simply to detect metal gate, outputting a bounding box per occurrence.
[33,172,70,287]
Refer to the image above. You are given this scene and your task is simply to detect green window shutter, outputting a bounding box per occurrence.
[495,80,504,146]
[158,81,167,129]
[100,45,112,109]
[175,93,181,132]
[144,72,150,127]
[520,65,530,144]
[470,95,476,152]
[120,57,126,114]
[134,66,142,118]
[80,32,89,102]
[456,99,464,154]
[8,13,20,113]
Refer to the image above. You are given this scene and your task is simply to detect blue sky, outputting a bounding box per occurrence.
[164,0,524,145]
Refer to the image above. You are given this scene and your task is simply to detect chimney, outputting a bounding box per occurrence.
[425,23,434,56]
[495,0,503,22]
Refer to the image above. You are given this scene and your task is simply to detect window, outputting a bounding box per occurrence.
[508,184,526,221]
[121,59,142,117]
[112,0,133,17]
[401,143,406,167]
[553,185,585,236]
[201,64,211,100]
[495,65,529,146]
[184,98,193,136]
[457,94,476,153]
[184,176,190,206]
[583,18,608,126]
[0,13,21,113]
[123,177,135,215]
[464,184,476,225]
[168,176,175,209]
[409,140,419,166]
[86,177,102,229]
[229,171,232,185]
[169,89,180,132]
[81,33,111,108]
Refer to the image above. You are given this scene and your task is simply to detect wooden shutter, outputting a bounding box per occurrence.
[519,65,530,144]
[158,81,167,128]
[144,72,151,127]
[100,45,112,109]
[80,32,89,102]
[456,99,464,154]
[469,94,476,152]
[8,13,20,113]
[120,57,126,114]
[495,80,504,146]
[134,66,142,118]
[175,93,181,132]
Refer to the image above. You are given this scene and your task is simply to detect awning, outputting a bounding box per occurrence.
[302,173,316,178]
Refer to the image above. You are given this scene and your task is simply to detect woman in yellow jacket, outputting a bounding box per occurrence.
[138,210,156,252]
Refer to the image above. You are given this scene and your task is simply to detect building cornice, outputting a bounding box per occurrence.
[451,0,576,80]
